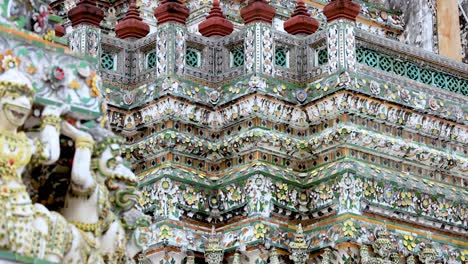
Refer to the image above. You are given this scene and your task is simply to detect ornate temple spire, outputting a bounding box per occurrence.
[321,248,332,264]
[115,0,150,39]
[198,0,234,37]
[153,0,190,26]
[68,0,104,27]
[284,0,319,35]
[232,252,241,264]
[240,0,276,25]
[270,248,280,264]
[204,226,224,264]
[323,0,361,22]
[186,251,195,264]
[289,224,309,264]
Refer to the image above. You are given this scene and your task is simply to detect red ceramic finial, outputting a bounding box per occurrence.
[323,0,361,22]
[115,0,150,39]
[54,24,65,37]
[198,0,234,37]
[154,0,190,26]
[284,0,319,35]
[68,0,104,27]
[240,0,276,25]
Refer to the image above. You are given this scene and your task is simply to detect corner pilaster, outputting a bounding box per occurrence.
[68,25,102,58]
[326,20,357,74]
[323,0,361,74]
[67,0,104,58]
[155,23,187,77]
[244,23,274,76]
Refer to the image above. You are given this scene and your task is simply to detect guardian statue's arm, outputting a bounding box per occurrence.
[33,105,69,165]
[61,121,96,194]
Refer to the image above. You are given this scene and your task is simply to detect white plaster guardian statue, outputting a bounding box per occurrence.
[0,51,69,261]
[61,122,141,263]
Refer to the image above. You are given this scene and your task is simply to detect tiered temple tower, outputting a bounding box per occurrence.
[0,0,467,263]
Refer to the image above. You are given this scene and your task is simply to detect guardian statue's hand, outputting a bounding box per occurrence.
[61,121,93,141]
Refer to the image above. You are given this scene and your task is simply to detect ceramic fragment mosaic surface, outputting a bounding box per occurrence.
[0,0,466,263]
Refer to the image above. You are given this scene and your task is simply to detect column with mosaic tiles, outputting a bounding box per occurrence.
[153,0,189,78]
[67,0,104,59]
[240,0,277,76]
[136,1,191,263]
[323,0,361,74]
[320,0,364,260]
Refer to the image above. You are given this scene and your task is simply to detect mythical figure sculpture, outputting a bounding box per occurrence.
[246,175,272,216]
[360,227,400,264]
[92,127,147,261]
[204,226,224,264]
[0,52,70,262]
[269,249,281,264]
[321,248,332,264]
[61,122,140,263]
[289,224,309,264]
[417,243,441,264]
[0,49,143,263]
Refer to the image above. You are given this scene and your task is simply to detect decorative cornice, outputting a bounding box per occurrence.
[121,124,468,177]
[108,91,467,147]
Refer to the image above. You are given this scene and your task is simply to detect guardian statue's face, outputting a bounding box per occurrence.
[98,143,136,181]
[98,142,139,210]
[0,67,35,131]
[0,90,32,129]
[99,143,123,176]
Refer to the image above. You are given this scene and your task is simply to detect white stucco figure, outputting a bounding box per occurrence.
[0,57,70,262]
[61,122,142,263]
